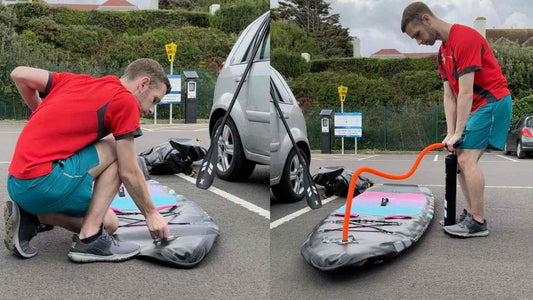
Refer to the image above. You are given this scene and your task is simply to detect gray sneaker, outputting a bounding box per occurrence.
[68,228,141,263]
[4,200,39,258]
[443,213,489,237]
[440,208,468,226]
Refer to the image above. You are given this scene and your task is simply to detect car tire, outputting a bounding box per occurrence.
[272,147,308,203]
[517,140,526,159]
[503,142,510,155]
[212,117,256,181]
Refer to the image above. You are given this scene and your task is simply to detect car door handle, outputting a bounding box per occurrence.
[235,74,246,82]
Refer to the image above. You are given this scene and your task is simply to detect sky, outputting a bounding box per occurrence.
[270,0,533,57]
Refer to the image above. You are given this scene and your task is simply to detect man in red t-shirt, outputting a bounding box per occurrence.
[401,2,512,237]
[5,58,172,262]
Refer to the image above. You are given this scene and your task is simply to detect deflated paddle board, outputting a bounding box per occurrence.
[301,184,434,271]
[111,180,219,268]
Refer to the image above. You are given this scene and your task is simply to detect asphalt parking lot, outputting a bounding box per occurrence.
[0,122,269,300]
[271,151,533,299]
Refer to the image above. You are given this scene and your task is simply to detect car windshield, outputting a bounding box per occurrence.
[527,118,533,127]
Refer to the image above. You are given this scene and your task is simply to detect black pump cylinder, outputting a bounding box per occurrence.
[444,154,457,226]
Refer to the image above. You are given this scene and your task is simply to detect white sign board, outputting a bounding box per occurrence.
[334,112,362,137]
[160,75,181,104]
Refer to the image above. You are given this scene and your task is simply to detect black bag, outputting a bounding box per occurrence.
[138,138,206,176]
[312,166,374,197]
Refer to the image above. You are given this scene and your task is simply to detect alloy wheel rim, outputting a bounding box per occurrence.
[216,124,234,172]
[289,153,304,195]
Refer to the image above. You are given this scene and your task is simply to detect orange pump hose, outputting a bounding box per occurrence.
[341,143,445,242]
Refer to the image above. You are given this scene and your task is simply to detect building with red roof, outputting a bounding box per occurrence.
[370,49,437,59]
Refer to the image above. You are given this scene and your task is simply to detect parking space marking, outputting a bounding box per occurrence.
[358,155,380,161]
[496,155,518,162]
[270,196,339,229]
[0,161,10,164]
[422,184,533,189]
[434,155,438,162]
[175,173,270,219]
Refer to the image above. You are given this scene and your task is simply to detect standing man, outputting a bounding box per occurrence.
[401,2,512,237]
[6,58,171,261]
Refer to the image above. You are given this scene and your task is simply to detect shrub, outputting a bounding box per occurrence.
[210,1,268,34]
[271,48,310,79]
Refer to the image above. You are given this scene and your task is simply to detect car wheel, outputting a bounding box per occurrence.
[272,147,308,203]
[212,117,256,181]
[517,140,526,159]
[503,142,510,155]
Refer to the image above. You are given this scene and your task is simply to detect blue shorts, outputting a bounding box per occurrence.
[461,95,512,150]
[7,144,99,217]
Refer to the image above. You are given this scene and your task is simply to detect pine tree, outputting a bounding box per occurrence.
[272,0,352,58]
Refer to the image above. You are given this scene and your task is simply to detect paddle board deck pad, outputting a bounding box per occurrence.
[111,180,219,268]
[301,184,434,271]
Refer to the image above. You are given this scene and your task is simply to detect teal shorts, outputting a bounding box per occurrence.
[461,95,513,150]
[7,144,99,217]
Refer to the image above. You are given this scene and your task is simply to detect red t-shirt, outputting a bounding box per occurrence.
[9,72,142,179]
[437,24,510,113]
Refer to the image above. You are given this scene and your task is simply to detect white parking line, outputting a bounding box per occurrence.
[434,155,438,162]
[270,196,339,229]
[422,184,533,189]
[358,155,380,161]
[175,173,270,219]
[496,155,518,162]
[0,161,10,164]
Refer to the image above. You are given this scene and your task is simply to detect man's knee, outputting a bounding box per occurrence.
[457,150,483,171]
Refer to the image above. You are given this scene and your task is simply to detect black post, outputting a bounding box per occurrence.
[444,154,457,226]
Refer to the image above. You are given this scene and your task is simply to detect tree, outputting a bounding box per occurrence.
[272,0,352,58]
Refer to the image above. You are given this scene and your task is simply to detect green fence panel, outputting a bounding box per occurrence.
[302,104,447,151]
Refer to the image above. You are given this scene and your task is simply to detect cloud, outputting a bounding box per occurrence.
[502,12,532,28]
[271,0,532,56]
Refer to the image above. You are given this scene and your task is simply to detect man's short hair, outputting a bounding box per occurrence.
[123,58,171,94]
[401,2,435,33]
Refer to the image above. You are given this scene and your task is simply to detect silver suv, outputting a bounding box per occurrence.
[210,11,270,181]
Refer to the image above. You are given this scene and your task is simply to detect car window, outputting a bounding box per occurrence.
[517,117,526,129]
[240,18,268,64]
[527,117,533,127]
[230,17,264,65]
[255,34,270,61]
[271,72,293,105]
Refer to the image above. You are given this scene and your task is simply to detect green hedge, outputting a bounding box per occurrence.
[271,49,310,79]
[512,95,533,125]
[286,70,443,108]
[310,57,438,78]
[106,26,234,69]
[210,1,268,33]
[12,3,211,35]
[493,44,533,100]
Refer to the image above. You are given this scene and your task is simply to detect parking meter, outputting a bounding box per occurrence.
[183,71,199,124]
[320,109,333,153]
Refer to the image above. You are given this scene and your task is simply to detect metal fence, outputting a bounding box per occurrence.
[0,65,217,120]
[303,105,448,151]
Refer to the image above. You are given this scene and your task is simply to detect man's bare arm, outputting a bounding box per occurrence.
[455,72,475,136]
[10,67,50,111]
[442,81,457,139]
[116,137,169,239]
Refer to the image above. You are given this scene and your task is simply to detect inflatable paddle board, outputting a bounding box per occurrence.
[301,183,434,271]
[111,180,219,268]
